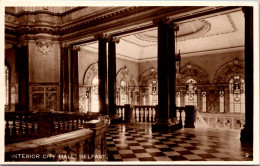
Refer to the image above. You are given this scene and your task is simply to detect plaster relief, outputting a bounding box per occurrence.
[213,60,244,84]
[46,93,57,110]
[5,14,18,24]
[32,93,44,109]
[36,13,52,23]
[36,40,53,57]
[177,64,209,85]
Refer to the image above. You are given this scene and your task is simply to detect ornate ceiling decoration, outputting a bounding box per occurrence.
[132,20,211,47]
[5,6,240,46]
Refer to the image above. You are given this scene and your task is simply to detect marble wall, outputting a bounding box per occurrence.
[201,113,245,130]
[28,40,60,83]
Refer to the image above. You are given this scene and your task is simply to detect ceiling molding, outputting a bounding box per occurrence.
[137,46,244,63]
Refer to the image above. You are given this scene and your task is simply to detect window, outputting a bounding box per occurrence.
[120,80,128,105]
[202,91,206,112]
[85,88,90,113]
[5,65,10,109]
[149,80,158,105]
[91,76,99,112]
[229,76,245,113]
[219,90,225,113]
[176,91,181,107]
[185,79,197,107]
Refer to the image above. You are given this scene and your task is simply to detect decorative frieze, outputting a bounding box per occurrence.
[177,64,209,85]
[5,14,18,24]
[213,59,245,84]
[201,113,245,130]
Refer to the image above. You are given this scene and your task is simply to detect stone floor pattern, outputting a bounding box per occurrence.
[105,123,253,162]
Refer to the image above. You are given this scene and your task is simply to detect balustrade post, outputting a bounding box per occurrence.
[5,120,10,137]
[37,111,53,137]
[12,119,16,137]
[184,106,195,128]
[83,118,108,161]
[124,104,132,123]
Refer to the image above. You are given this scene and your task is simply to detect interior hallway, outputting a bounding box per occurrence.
[106,123,253,161]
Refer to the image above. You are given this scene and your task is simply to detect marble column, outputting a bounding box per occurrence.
[60,44,70,111]
[96,34,108,115]
[15,44,29,111]
[108,37,120,118]
[152,18,173,131]
[241,7,253,144]
[168,23,177,122]
[70,45,80,112]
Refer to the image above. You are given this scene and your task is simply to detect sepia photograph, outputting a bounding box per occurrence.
[1,1,259,165]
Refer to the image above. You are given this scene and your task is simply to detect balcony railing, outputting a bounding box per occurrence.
[116,105,195,128]
[5,118,109,162]
[116,105,157,123]
[5,111,98,144]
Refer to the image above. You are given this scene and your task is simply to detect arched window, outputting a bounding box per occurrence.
[5,65,10,109]
[185,79,197,107]
[91,76,99,112]
[120,80,128,105]
[229,76,245,113]
[149,80,158,105]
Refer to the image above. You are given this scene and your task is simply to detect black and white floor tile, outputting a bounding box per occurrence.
[106,123,253,162]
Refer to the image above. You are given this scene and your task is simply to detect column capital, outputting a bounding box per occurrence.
[72,45,81,51]
[94,33,110,41]
[153,17,170,26]
[61,43,70,48]
[17,40,29,47]
[109,36,120,43]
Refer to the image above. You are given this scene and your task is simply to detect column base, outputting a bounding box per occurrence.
[171,117,179,124]
[110,114,122,124]
[240,125,253,144]
[152,120,182,132]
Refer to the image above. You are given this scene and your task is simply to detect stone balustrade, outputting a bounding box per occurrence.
[116,105,195,128]
[5,118,108,162]
[5,111,98,144]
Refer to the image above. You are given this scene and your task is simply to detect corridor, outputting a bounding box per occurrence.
[106,123,253,162]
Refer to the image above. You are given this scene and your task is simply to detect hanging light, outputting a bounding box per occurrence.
[174,23,181,74]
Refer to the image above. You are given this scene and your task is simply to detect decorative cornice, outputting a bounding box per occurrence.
[109,36,120,43]
[226,13,238,31]
[121,38,157,48]
[152,17,170,26]
[5,6,241,47]
[94,33,110,41]
[72,45,81,51]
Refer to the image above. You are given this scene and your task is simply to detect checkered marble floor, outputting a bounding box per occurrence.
[106,123,253,162]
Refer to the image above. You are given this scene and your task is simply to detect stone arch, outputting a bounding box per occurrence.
[176,64,209,85]
[139,67,158,87]
[213,60,245,84]
[116,67,137,88]
[83,62,98,86]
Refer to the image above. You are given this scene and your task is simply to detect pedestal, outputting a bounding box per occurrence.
[240,125,253,144]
